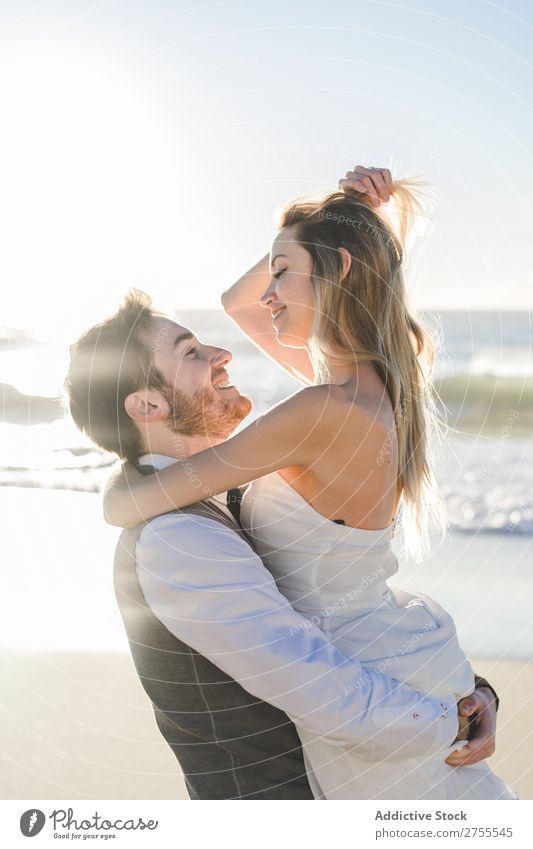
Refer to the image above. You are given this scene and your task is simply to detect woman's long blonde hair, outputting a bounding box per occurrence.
[278,180,445,559]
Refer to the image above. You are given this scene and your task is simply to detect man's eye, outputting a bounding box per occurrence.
[273,268,287,280]
[186,346,198,357]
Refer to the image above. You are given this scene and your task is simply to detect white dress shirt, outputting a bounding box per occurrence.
[135,453,458,764]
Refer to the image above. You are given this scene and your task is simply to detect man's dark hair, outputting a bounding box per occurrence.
[65,289,167,462]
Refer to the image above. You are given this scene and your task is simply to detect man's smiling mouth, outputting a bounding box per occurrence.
[213,372,234,390]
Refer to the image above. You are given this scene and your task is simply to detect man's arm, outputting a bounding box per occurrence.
[136,512,460,763]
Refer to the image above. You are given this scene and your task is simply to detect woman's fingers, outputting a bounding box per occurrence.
[354,165,391,202]
[339,172,380,206]
[359,175,381,206]
[380,167,393,190]
[339,165,392,206]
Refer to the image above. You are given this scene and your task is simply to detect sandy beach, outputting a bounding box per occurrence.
[2,487,532,800]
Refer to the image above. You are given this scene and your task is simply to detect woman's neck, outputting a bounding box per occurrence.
[318,357,377,389]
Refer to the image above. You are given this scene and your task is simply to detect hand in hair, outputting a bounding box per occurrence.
[338,165,393,207]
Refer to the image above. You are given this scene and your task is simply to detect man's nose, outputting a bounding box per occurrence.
[211,346,232,368]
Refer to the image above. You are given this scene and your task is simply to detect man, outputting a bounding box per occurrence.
[65,290,498,799]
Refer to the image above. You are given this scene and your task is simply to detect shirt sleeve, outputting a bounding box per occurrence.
[136,512,458,762]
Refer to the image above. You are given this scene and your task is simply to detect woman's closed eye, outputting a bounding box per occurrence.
[273,268,287,280]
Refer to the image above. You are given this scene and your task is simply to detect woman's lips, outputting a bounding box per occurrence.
[272,306,286,324]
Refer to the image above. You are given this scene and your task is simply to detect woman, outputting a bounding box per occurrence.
[103,165,516,799]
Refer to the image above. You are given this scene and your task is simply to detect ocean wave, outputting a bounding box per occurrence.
[436,374,533,434]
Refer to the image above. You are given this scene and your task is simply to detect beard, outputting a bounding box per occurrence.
[161,383,252,440]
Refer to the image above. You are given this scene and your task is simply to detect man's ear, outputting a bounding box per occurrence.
[338,247,352,280]
[124,389,167,423]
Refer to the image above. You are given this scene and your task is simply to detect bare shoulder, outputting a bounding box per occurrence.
[238,383,394,468]
[311,382,396,438]
[269,384,387,446]
[260,384,347,427]
[265,383,385,422]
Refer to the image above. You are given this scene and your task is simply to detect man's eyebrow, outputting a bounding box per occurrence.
[173,331,194,348]
[270,253,288,269]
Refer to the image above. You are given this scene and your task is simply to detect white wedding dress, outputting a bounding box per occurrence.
[240,471,517,800]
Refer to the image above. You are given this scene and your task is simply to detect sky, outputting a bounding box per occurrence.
[0,0,531,340]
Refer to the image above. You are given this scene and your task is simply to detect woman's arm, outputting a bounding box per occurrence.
[103,386,332,528]
[221,167,392,384]
[102,460,146,526]
[221,253,315,384]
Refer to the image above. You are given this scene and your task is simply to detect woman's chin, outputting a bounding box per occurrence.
[275,327,308,348]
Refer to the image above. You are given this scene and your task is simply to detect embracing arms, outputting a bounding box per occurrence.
[135,511,496,765]
[103,385,332,528]
[135,510,460,762]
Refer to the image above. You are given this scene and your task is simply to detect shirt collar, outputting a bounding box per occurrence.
[138,453,180,471]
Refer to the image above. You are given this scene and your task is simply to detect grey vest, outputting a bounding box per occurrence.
[113,486,313,800]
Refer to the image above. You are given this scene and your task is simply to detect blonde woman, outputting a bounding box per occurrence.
[103,166,515,799]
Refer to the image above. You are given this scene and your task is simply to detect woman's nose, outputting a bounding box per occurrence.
[260,279,276,308]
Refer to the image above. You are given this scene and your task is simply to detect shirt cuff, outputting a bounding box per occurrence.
[429,697,460,754]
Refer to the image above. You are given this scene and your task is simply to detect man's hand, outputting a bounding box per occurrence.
[445,687,497,767]
[454,709,471,743]
[338,165,393,207]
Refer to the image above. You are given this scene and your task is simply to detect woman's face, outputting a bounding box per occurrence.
[260,226,316,347]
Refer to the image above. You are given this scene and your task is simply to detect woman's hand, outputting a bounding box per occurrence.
[338,165,393,208]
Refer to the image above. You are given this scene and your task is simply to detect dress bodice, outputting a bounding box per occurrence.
[241,472,474,700]
[241,471,398,614]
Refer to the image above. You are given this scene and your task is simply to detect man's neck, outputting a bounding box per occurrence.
[140,430,225,463]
